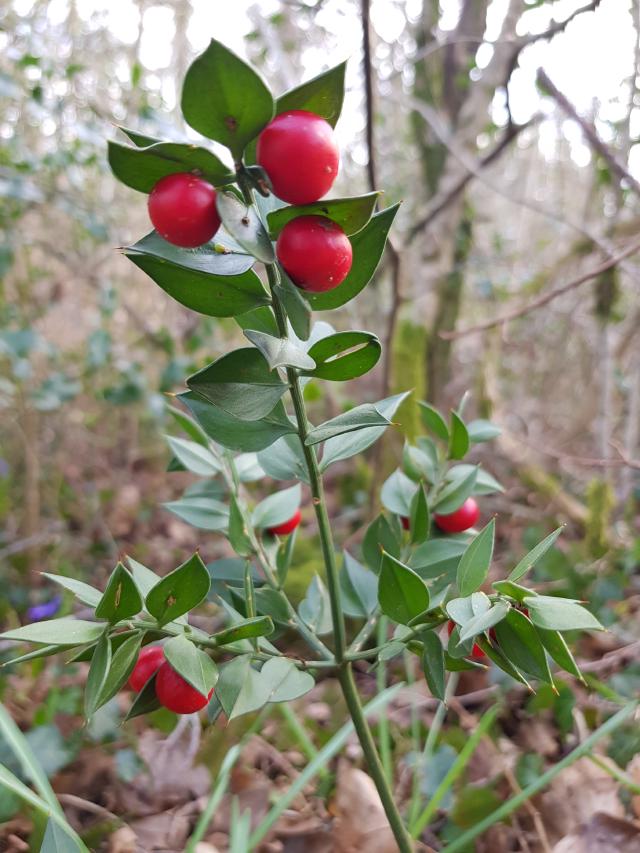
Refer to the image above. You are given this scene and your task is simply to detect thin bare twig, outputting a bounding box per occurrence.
[538,68,640,199]
[439,237,640,339]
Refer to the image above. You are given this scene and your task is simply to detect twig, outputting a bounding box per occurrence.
[57,793,121,823]
[440,237,640,339]
[578,640,640,674]
[505,431,640,470]
[538,67,640,199]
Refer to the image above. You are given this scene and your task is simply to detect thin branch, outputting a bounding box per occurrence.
[537,68,640,199]
[440,237,640,339]
[361,0,376,193]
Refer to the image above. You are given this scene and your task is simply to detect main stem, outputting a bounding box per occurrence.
[265,263,415,853]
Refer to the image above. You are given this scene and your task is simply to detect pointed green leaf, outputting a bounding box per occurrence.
[252,484,301,529]
[456,519,495,597]
[125,673,161,720]
[244,329,315,370]
[228,495,252,557]
[210,616,274,646]
[96,633,144,709]
[165,435,219,476]
[524,595,604,632]
[163,496,229,532]
[128,230,255,276]
[216,191,275,262]
[181,39,274,158]
[458,601,510,644]
[0,619,104,646]
[108,140,232,193]
[381,468,418,516]
[40,816,81,853]
[276,61,346,126]
[187,348,287,421]
[299,575,332,635]
[305,402,392,446]
[535,626,583,679]
[378,552,430,625]
[303,330,380,381]
[467,419,501,443]
[448,411,470,460]
[509,527,564,582]
[433,466,478,514]
[95,562,143,623]
[273,273,311,341]
[216,655,270,720]
[418,402,449,441]
[340,551,378,617]
[163,634,218,696]
[362,513,401,571]
[260,657,315,702]
[41,573,101,608]
[84,633,111,719]
[422,631,446,700]
[494,609,553,685]
[145,553,210,626]
[257,434,309,483]
[268,193,380,238]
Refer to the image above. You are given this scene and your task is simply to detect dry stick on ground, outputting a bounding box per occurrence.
[537,68,640,200]
[505,432,640,470]
[439,237,640,340]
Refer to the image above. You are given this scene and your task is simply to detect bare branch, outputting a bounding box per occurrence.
[440,237,640,339]
[538,68,640,199]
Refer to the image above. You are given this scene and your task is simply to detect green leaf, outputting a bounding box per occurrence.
[456,519,495,597]
[303,331,380,381]
[422,631,446,700]
[257,434,309,483]
[448,411,470,460]
[268,193,380,238]
[418,402,449,441]
[244,329,315,370]
[307,205,400,310]
[216,191,275,263]
[95,633,144,708]
[410,538,468,581]
[445,464,504,496]
[467,419,501,443]
[187,348,287,421]
[524,595,604,631]
[492,580,536,603]
[446,593,489,626]
[163,634,218,696]
[276,61,346,127]
[41,816,81,853]
[458,601,510,644]
[126,557,160,599]
[2,644,76,667]
[211,616,274,646]
[0,619,105,646]
[180,391,296,453]
[381,468,418,516]
[118,126,161,147]
[494,609,553,685]
[253,587,291,624]
[403,441,439,483]
[108,140,232,193]
[252,484,301,529]
[410,484,430,544]
[165,435,219,476]
[362,514,401,571]
[181,39,274,158]
[84,633,111,719]
[319,392,410,470]
[433,466,478,514]
[509,527,564,582]
[125,253,268,319]
[40,573,101,608]
[260,658,315,702]
[235,305,279,337]
[340,551,378,618]
[273,274,310,341]
[299,575,332,635]
[216,655,270,720]
[128,230,255,276]
[228,497,252,557]
[125,673,161,720]
[305,401,394,446]
[167,404,210,448]
[94,562,143,622]
[535,627,583,679]
[378,552,430,625]
[164,496,229,531]
[145,553,210,625]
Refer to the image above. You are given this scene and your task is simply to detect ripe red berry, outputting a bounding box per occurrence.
[400,516,410,531]
[447,619,485,660]
[128,645,165,692]
[267,508,302,537]
[276,215,352,293]
[155,661,213,714]
[256,110,339,204]
[434,498,480,534]
[148,173,220,248]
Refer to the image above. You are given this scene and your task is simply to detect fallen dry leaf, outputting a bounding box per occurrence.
[552,813,640,853]
[333,762,401,853]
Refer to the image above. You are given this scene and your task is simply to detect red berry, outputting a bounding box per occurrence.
[148,173,220,248]
[447,619,485,660]
[434,498,480,534]
[128,645,165,692]
[256,110,339,204]
[155,661,213,714]
[276,216,352,293]
[267,508,302,537]
[400,516,410,531]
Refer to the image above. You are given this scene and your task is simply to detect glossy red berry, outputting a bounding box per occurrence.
[148,173,220,248]
[447,619,485,660]
[276,215,352,293]
[256,110,339,204]
[400,516,410,531]
[128,645,165,692]
[155,661,213,714]
[434,497,480,534]
[267,508,302,537]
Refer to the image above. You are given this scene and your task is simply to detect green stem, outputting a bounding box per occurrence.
[278,702,330,780]
[588,752,640,795]
[339,666,415,853]
[376,617,393,782]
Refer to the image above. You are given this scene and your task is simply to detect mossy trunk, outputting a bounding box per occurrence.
[391,319,428,442]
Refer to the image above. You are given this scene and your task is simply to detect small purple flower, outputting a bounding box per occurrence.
[27,596,61,621]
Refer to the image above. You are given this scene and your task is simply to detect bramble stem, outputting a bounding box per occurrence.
[265,261,415,852]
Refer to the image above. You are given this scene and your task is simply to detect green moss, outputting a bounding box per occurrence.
[391,319,427,442]
[585,478,614,558]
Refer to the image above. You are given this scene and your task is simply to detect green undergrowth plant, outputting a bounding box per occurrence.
[0,39,613,851]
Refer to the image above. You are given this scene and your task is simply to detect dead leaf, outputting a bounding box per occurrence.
[552,813,640,853]
[107,825,137,853]
[332,762,400,853]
